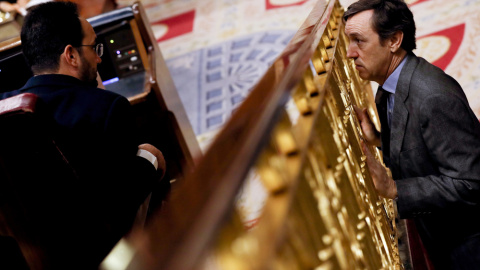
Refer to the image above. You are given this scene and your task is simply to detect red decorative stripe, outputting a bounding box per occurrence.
[266,0,308,10]
[417,23,465,71]
[408,0,431,7]
[152,10,196,42]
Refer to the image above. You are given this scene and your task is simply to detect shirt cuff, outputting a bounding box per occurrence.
[136,149,158,170]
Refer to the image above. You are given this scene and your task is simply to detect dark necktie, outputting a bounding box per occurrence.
[375,86,391,165]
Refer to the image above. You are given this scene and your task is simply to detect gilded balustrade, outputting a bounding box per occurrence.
[202,0,401,269]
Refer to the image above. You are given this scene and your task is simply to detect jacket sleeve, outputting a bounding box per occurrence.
[396,92,480,218]
[102,96,159,217]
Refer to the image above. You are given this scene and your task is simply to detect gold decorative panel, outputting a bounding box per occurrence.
[202,1,402,269]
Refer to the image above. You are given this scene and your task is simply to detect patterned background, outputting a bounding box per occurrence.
[117,0,480,147]
[118,0,317,148]
[116,0,480,227]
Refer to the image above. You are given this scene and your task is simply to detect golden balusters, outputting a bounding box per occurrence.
[202,1,402,269]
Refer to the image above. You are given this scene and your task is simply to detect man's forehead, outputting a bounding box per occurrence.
[345,9,374,35]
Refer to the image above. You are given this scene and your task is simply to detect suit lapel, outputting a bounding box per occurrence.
[389,54,418,167]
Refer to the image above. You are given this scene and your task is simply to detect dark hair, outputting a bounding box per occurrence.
[21,1,83,74]
[343,0,416,52]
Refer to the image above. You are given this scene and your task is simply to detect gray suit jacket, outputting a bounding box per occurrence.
[385,53,480,269]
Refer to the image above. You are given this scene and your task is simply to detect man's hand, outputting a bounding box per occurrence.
[0,0,27,14]
[138,143,166,179]
[96,72,105,89]
[361,141,397,199]
[0,1,16,12]
[354,105,381,146]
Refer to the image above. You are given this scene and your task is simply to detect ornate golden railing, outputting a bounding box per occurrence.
[101,0,402,269]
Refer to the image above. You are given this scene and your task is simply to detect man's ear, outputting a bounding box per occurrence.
[390,30,404,53]
[62,45,80,67]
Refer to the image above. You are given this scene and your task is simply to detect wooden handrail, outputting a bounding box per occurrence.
[0,36,20,54]
[132,2,201,172]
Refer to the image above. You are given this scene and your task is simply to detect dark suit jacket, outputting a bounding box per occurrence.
[384,53,480,269]
[0,74,158,267]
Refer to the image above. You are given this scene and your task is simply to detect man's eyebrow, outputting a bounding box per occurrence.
[347,32,361,38]
[348,32,367,41]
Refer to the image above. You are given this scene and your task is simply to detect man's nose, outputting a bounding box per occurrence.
[96,54,102,64]
[346,43,357,59]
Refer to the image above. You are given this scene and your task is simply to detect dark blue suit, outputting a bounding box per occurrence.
[1,74,158,266]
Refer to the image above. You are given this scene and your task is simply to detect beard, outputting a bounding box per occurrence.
[79,55,99,87]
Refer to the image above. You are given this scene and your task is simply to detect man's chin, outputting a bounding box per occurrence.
[357,71,369,81]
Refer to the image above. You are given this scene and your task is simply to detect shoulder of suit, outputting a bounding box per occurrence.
[70,83,126,101]
[409,56,462,95]
[413,56,459,86]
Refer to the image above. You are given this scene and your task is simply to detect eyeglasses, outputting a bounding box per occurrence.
[77,43,103,57]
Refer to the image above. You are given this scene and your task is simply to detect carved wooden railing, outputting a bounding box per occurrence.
[101,0,402,269]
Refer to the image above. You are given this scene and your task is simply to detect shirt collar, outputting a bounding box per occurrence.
[382,55,408,95]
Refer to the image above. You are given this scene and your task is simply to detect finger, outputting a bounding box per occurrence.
[361,140,369,155]
[361,141,376,167]
[354,106,369,122]
[353,105,363,119]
